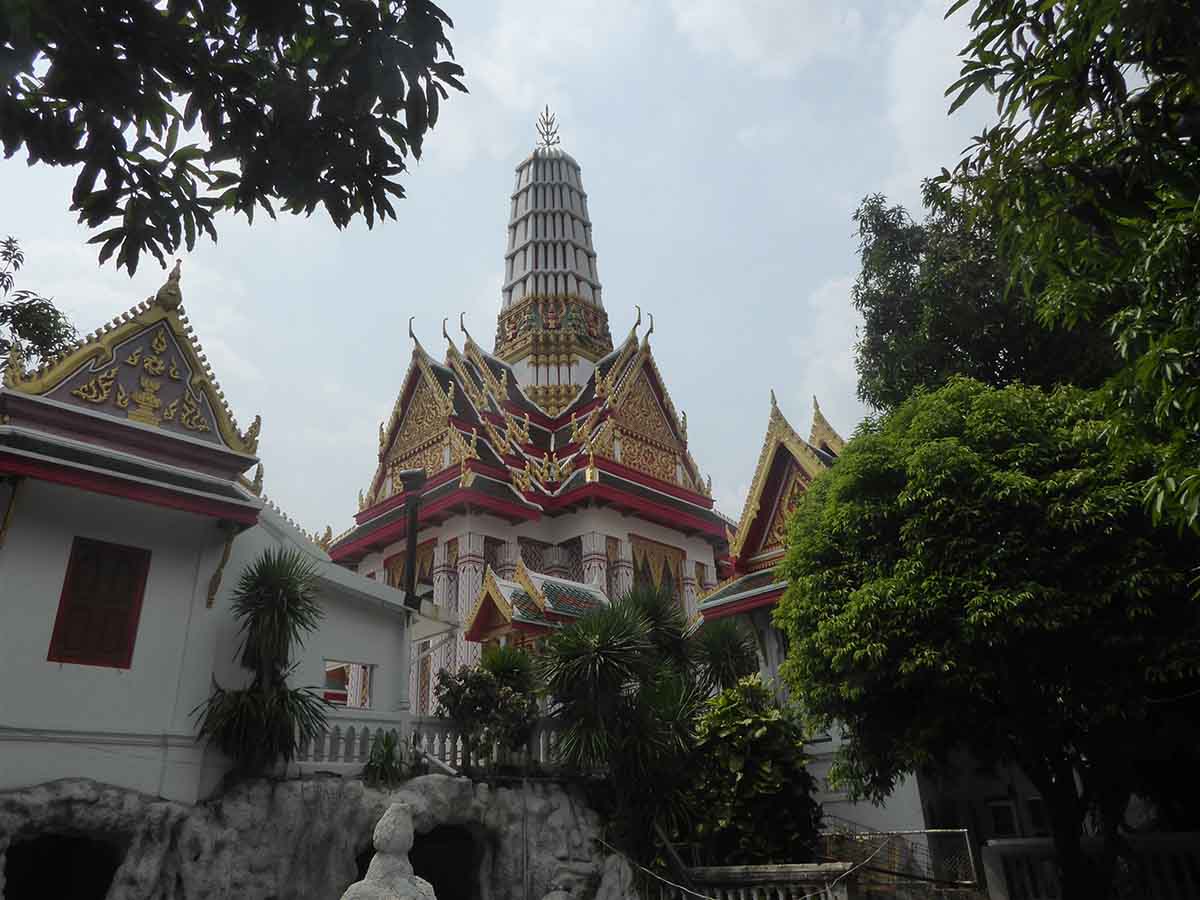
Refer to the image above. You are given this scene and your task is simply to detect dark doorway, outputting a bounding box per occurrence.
[408,826,483,900]
[5,832,124,900]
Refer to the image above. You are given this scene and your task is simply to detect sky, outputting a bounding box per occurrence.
[0,0,994,534]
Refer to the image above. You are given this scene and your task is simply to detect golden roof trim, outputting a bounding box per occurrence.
[3,286,259,455]
[467,566,515,635]
[728,391,830,559]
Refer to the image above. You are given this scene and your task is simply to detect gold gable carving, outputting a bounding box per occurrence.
[615,372,678,448]
[729,394,832,559]
[386,378,448,484]
[758,463,808,555]
[11,302,258,455]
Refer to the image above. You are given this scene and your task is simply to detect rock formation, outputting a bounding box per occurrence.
[0,774,612,900]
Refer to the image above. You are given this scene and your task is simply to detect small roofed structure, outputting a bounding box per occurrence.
[699,392,843,680]
[465,559,608,650]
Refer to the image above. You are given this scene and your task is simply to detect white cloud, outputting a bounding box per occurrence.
[669,0,862,79]
[883,0,994,209]
[786,274,869,435]
[423,0,648,172]
[735,120,794,150]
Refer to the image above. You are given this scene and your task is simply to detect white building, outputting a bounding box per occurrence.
[0,269,418,803]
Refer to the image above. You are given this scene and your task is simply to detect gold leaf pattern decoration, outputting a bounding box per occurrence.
[162,397,179,421]
[71,367,119,404]
[631,535,685,605]
[617,429,676,483]
[168,359,181,380]
[129,376,164,426]
[761,464,809,553]
[151,330,168,354]
[115,383,130,409]
[125,348,143,367]
[178,391,211,433]
[616,372,679,448]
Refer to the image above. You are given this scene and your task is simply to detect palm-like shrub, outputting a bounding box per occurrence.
[538,585,758,861]
[691,619,760,694]
[194,547,330,776]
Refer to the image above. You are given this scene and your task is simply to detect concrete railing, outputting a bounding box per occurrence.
[293,713,563,776]
[981,834,1200,900]
[649,864,859,900]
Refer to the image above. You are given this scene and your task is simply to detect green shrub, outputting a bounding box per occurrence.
[363,731,412,789]
[686,676,821,864]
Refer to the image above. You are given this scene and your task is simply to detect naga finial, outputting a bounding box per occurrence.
[155,259,183,310]
[770,389,779,409]
[443,317,450,342]
[408,316,416,342]
[646,313,654,340]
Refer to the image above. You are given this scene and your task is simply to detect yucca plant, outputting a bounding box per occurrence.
[363,731,411,789]
[194,547,330,776]
[691,618,760,694]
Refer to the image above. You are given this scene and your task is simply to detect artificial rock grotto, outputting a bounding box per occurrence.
[0,775,635,900]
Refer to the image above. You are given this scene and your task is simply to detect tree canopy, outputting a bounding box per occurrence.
[0,236,75,370]
[852,183,1116,411]
[945,0,1200,529]
[774,377,1200,899]
[1,1,466,274]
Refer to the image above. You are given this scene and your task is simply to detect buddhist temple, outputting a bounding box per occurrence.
[698,392,844,682]
[329,113,728,711]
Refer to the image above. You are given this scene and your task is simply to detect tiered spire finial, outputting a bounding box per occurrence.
[536,105,560,148]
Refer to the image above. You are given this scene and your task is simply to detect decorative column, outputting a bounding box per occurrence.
[456,533,485,668]
[682,572,699,620]
[432,540,455,621]
[581,532,607,587]
[542,545,570,578]
[431,539,458,677]
[498,537,519,579]
[611,537,634,597]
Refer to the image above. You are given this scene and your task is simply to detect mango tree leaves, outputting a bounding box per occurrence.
[0,1,467,274]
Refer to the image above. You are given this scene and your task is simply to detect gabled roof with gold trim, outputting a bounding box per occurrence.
[464,561,608,641]
[340,314,725,557]
[2,264,260,458]
[726,393,841,561]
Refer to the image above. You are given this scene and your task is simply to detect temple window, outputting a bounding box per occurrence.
[323,660,374,709]
[47,537,151,669]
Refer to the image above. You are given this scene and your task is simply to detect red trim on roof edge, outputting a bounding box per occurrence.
[0,451,259,524]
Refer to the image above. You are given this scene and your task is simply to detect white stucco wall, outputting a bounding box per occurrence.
[0,480,225,799]
[0,482,410,803]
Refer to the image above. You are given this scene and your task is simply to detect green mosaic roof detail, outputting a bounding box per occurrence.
[540,579,606,617]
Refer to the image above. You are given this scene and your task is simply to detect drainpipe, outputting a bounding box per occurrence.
[395,468,427,611]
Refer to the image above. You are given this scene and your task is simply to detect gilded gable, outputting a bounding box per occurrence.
[384,378,448,485]
[5,295,258,456]
[616,371,679,449]
[45,322,221,441]
[757,461,809,557]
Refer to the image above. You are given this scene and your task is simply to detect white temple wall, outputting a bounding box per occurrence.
[0,480,224,801]
[0,482,411,803]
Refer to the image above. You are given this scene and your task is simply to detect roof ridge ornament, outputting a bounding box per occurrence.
[536,105,560,148]
[155,259,182,310]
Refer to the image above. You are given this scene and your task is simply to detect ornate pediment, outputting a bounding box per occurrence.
[729,393,833,560]
[3,286,259,456]
[756,459,810,557]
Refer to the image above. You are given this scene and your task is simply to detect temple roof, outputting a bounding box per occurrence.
[464,560,609,641]
[0,263,263,523]
[331,316,726,562]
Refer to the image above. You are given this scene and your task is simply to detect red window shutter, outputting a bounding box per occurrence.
[47,537,151,669]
